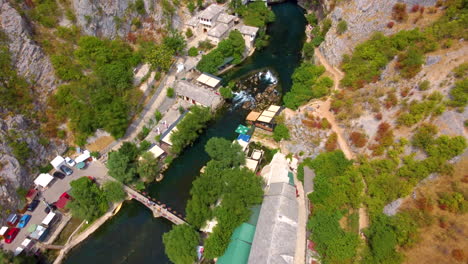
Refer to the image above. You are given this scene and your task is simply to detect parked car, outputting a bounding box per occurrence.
[17,215,32,228]
[65,157,76,167]
[4,228,20,244]
[27,200,40,212]
[6,214,19,226]
[52,171,66,179]
[44,204,57,214]
[60,165,73,176]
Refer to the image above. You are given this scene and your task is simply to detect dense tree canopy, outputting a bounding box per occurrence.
[67,177,109,220]
[107,151,137,184]
[53,36,142,144]
[162,224,199,264]
[170,106,213,154]
[0,249,36,264]
[137,152,160,182]
[205,138,245,168]
[283,63,333,109]
[103,181,127,203]
[236,2,275,28]
[197,31,246,73]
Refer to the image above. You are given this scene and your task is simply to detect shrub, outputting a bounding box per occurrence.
[392,3,408,22]
[452,249,465,262]
[325,132,338,151]
[306,13,318,26]
[411,123,438,150]
[438,192,467,213]
[350,132,367,148]
[321,18,332,36]
[418,80,430,91]
[188,47,198,57]
[448,79,467,107]
[337,20,348,35]
[219,87,233,99]
[273,124,290,142]
[186,28,193,38]
[453,63,468,79]
[154,110,163,122]
[135,0,146,15]
[411,4,420,13]
[387,21,395,28]
[166,87,175,98]
[396,47,424,78]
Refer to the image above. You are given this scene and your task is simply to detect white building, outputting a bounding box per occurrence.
[238,25,259,48]
[197,4,224,31]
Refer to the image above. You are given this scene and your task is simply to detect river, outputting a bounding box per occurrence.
[64,2,306,263]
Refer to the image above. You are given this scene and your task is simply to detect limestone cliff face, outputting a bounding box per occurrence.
[71,0,168,39]
[0,115,67,218]
[0,0,57,103]
[318,0,437,66]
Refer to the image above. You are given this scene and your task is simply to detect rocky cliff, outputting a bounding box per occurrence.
[0,0,57,103]
[319,0,437,66]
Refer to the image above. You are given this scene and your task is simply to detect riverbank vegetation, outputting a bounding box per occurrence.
[162,224,199,264]
[163,138,263,261]
[107,141,158,188]
[170,106,213,154]
[197,30,246,73]
[283,63,333,109]
[67,177,125,221]
[236,2,275,28]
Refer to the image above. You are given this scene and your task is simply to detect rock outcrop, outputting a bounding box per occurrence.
[71,0,166,39]
[0,0,57,104]
[0,115,66,220]
[319,0,437,66]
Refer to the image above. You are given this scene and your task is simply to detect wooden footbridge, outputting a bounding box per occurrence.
[123,186,187,225]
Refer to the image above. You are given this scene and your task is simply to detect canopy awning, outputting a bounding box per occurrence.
[0,226,8,236]
[27,224,37,233]
[50,156,65,169]
[75,150,90,163]
[34,173,54,188]
[148,145,165,158]
[237,134,251,143]
[245,158,259,172]
[235,125,249,134]
[56,192,72,209]
[246,111,261,122]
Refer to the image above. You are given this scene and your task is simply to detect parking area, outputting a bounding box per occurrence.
[1,161,109,253]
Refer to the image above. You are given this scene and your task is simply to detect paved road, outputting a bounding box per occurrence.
[1,162,108,253]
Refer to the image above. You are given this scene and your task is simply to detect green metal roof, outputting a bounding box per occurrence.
[231,223,256,244]
[288,171,294,186]
[217,239,252,264]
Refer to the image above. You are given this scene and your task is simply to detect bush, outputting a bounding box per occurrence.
[325,132,338,151]
[135,0,146,14]
[302,42,315,60]
[387,21,395,28]
[350,132,367,148]
[166,87,175,98]
[448,79,467,107]
[10,141,30,165]
[283,63,332,109]
[154,110,163,122]
[306,13,318,26]
[321,18,332,36]
[411,123,437,150]
[392,3,408,22]
[453,63,468,79]
[237,2,275,28]
[103,181,127,202]
[188,47,198,57]
[418,80,430,91]
[396,46,424,78]
[163,224,199,264]
[273,124,290,142]
[337,20,348,35]
[219,87,233,99]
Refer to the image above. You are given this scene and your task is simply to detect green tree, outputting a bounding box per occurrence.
[205,138,245,168]
[237,2,275,27]
[162,224,199,264]
[306,13,318,26]
[302,42,315,60]
[167,87,175,98]
[411,123,438,150]
[107,151,137,184]
[448,78,467,107]
[170,106,213,154]
[103,181,127,202]
[154,110,163,122]
[67,177,109,220]
[188,47,198,57]
[0,249,36,264]
[137,152,160,182]
[163,32,186,55]
[219,86,233,99]
[147,44,173,72]
[273,124,290,142]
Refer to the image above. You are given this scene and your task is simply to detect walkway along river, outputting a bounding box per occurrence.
[64,2,306,263]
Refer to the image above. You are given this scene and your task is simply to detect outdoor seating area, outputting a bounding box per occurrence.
[245,105,282,132]
[234,124,263,172]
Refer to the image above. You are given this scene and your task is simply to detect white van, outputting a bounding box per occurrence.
[41,212,56,227]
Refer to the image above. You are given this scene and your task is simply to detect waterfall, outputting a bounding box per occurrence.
[263,70,278,84]
[232,91,255,109]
